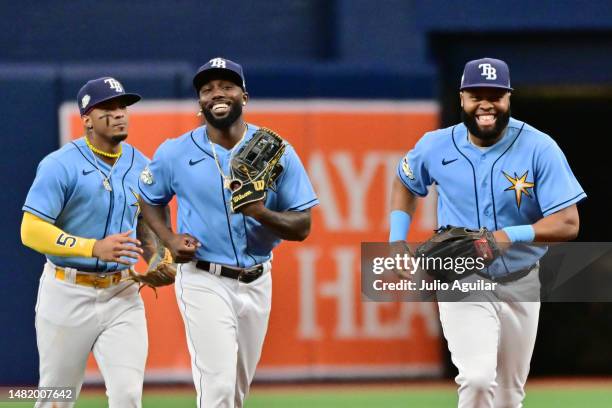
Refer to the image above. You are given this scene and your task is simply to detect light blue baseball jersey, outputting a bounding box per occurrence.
[398,117,586,276]
[138,124,318,268]
[23,138,149,272]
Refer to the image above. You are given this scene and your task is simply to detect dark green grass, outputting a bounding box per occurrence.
[2,386,610,407]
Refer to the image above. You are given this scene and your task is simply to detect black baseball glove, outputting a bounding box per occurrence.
[229,127,286,212]
[415,226,500,281]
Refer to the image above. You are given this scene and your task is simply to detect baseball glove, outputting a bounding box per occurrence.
[415,226,499,281]
[129,247,176,294]
[229,127,286,212]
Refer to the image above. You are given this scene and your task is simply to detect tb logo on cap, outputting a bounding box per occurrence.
[209,58,227,68]
[104,78,124,93]
[478,63,497,80]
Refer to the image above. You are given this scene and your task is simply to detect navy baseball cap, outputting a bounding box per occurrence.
[193,57,246,92]
[77,77,141,115]
[460,58,513,91]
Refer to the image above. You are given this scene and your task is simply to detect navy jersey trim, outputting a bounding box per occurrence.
[395,167,428,197]
[531,150,539,204]
[47,266,127,273]
[23,205,56,222]
[287,198,319,212]
[489,122,525,230]
[542,192,586,216]
[94,170,116,271]
[118,147,136,231]
[95,189,114,272]
[114,147,136,271]
[242,215,258,265]
[219,175,240,267]
[137,179,169,206]
[190,130,215,159]
[71,142,109,177]
[451,126,481,228]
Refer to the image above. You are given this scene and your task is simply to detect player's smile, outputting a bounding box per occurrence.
[209,101,232,116]
[475,112,497,127]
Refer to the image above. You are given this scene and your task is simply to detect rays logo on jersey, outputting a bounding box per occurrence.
[401,156,415,180]
[140,166,154,185]
[503,170,535,208]
[130,189,141,225]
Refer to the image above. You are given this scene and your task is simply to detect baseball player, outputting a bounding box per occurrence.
[389,58,585,407]
[138,57,318,408]
[21,77,157,407]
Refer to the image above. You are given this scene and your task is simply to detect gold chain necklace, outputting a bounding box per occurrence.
[85,135,122,158]
[84,136,122,192]
[208,124,248,190]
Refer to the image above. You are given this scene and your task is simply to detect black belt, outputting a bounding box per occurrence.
[195,260,264,283]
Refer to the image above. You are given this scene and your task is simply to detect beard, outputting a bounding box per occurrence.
[461,108,510,141]
[111,134,128,143]
[203,101,243,129]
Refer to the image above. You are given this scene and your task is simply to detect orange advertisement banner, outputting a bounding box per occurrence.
[60,100,443,381]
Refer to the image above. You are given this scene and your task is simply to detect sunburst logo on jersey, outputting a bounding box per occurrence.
[503,170,535,208]
[130,189,141,225]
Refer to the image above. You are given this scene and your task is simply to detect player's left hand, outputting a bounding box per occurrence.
[93,230,143,265]
[166,233,200,263]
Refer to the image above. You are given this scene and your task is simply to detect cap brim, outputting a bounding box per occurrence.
[460,84,513,91]
[82,93,141,115]
[193,68,244,92]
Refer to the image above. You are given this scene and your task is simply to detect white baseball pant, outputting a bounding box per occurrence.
[438,268,541,408]
[34,261,147,408]
[175,261,272,408]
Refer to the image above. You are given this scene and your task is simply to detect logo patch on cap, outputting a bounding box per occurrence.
[209,58,227,68]
[81,94,91,109]
[478,63,497,80]
[104,78,124,93]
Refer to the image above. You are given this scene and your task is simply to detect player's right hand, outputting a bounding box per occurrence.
[166,233,200,263]
[92,230,143,265]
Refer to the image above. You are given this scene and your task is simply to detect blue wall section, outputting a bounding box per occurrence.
[0,66,59,384]
[0,1,334,63]
[4,1,612,67]
[1,0,612,384]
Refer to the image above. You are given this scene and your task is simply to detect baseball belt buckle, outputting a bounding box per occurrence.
[238,265,263,283]
[93,273,108,288]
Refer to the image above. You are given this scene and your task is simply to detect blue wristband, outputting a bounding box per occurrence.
[502,225,535,243]
[389,210,412,242]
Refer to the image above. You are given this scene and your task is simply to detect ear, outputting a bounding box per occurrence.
[81,115,93,129]
[459,91,464,108]
[242,92,249,106]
